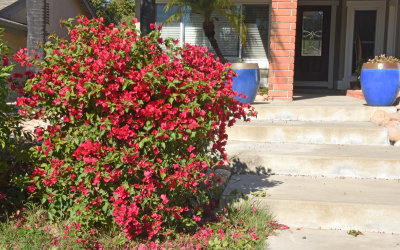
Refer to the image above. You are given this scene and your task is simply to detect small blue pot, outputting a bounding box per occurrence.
[361,63,400,106]
[231,63,260,104]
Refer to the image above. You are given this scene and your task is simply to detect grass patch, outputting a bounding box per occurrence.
[0,204,58,249]
[0,199,285,249]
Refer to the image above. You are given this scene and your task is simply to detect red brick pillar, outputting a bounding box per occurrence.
[268,0,297,101]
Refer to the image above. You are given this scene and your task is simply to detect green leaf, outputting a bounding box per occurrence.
[160,172,166,180]
[102,202,109,212]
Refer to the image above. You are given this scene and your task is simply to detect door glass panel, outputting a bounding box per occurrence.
[301,11,323,56]
[352,10,377,73]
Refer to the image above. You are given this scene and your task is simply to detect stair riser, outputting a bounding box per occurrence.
[227,126,389,146]
[263,199,400,234]
[254,106,397,122]
[268,228,400,250]
[229,154,400,179]
[220,197,400,234]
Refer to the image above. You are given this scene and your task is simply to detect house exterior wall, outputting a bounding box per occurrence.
[153,0,272,88]
[3,30,26,53]
[2,31,27,101]
[46,0,92,39]
[335,0,395,90]
[141,0,398,100]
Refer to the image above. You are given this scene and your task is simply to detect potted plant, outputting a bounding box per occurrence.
[163,0,260,104]
[361,55,400,106]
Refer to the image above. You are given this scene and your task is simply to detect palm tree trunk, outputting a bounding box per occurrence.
[26,0,46,72]
[203,20,227,64]
[140,0,156,36]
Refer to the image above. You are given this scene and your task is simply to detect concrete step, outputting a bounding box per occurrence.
[226,141,400,179]
[222,175,400,234]
[268,228,400,250]
[253,103,396,122]
[227,120,389,146]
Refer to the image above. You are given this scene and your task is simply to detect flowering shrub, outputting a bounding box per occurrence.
[15,17,255,240]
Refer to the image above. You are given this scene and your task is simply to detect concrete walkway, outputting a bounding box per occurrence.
[224,93,400,249]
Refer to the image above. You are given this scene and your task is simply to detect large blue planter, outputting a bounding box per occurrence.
[361,63,400,106]
[231,63,260,104]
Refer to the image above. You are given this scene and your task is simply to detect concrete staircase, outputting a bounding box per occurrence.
[223,95,400,248]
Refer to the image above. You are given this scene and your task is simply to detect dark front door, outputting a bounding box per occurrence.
[294,6,331,82]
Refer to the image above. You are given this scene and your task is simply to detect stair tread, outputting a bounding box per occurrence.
[223,175,400,233]
[253,102,396,108]
[255,95,368,106]
[223,174,400,206]
[235,120,385,129]
[250,103,396,122]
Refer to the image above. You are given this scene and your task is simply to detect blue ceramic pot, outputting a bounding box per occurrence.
[231,63,260,104]
[361,63,400,106]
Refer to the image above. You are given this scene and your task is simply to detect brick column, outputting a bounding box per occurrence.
[268,0,298,101]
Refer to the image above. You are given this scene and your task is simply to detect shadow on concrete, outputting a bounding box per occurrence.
[293,87,343,101]
[226,174,283,195]
[218,156,284,209]
[250,102,271,105]
[229,156,272,176]
[219,173,284,208]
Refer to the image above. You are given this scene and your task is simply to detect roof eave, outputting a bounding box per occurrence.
[0,17,27,31]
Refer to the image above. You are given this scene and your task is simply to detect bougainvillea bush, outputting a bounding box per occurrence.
[15,17,255,241]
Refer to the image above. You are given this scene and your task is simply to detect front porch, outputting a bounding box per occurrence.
[268,0,400,101]
[148,0,399,101]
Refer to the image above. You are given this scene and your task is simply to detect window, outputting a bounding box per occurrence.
[184,10,240,58]
[242,5,269,59]
[352,10,377,73]
[156,4,180,42]
[156,3,270,61]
